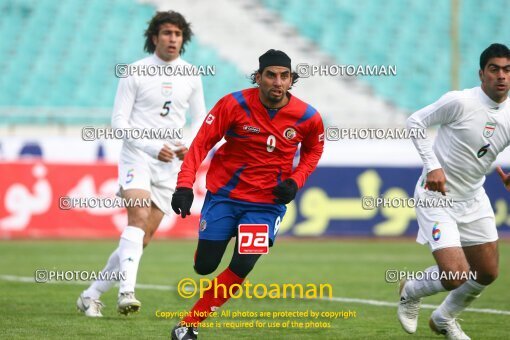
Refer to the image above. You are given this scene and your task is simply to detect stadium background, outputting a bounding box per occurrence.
[1,0,509,338]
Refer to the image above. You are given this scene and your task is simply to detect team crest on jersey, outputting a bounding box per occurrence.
[318,133,324,142]
[483,122,496,138]
[199,219,207,231]
[283,127,297,140]
[161,82,172,97]
[205,114,215,125]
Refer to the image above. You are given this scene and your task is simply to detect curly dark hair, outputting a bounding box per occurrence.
[249,69,299,89]
[144,11,193,54]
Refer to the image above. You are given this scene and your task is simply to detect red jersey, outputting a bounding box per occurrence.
[177,87,325,203]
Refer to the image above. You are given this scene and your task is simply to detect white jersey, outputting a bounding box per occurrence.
[407,86,510,200]
[111,54,206,160]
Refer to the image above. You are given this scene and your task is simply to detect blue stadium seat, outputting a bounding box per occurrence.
[261,0,509,112]
[0,0,246,126]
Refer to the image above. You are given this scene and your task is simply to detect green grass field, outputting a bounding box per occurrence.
[1,239,509,339]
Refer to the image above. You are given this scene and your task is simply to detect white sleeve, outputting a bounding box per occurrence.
[406,91,463,173]
[185,75,207,148]
[111,76,163,159]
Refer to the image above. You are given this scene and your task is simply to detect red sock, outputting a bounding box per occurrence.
[182,267,243,325]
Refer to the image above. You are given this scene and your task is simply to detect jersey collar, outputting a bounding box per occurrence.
[259,92,293,120]
[478,86,508,111]
[152,53,182,65]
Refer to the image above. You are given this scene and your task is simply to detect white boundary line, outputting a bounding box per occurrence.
[1,275,509,316]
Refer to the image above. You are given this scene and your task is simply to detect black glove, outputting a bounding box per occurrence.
[171,187,194,218]
[272,178,298,204]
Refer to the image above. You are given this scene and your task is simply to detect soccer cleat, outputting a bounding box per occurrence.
[171,323,198,340]
[397,278,422,334]
[76,293,105,317]
[429,310,470,340]
[117,291,141,315]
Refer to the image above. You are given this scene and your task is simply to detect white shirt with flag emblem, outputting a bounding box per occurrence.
[111,54,206,160]
[407,86,510,200]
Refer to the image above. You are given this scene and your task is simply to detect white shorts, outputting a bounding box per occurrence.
[414,180,498,251]
[117,144,180,216]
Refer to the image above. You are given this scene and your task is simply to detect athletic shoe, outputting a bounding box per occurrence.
[429,309,470,340]
[117,291,141,315]
[397,278,421,333]
[76,293,104,317]
[171,323,198,340]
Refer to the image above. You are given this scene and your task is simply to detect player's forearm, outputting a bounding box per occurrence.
[290,146,323,188]
[176,170,196,188]
[111,76,164,159]
[407,92,462,172]
[111,114,163,158]
[406,115,442,172]
[178,105,229,187]
[176,152,202,188]
[176,138,215,188]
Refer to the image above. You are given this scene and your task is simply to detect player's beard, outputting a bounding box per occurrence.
[266,89,285,104]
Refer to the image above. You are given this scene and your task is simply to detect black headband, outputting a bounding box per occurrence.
[258,49,291,72]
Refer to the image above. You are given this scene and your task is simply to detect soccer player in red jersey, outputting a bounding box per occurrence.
[170,49,325,340]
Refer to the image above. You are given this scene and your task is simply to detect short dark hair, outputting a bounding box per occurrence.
[249,69,299,89]
[144,11,193,54]
[480,43,510,70]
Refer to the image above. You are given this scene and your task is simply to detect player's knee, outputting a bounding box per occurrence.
[194,260,220,275]
[475,269,498,285]
[127,209,150,229]
[229,255,260,278]
[440,267,470,290]
[442,278,467,290]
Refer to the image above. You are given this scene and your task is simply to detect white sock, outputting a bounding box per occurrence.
[83,247,121,299]
[437,279,485,319]
[404,265,447,299]
[118,226,145,295]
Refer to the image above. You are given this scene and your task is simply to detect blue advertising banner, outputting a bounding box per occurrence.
[279,166,510,239]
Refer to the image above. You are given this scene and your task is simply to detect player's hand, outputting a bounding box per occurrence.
[426,168,447,195]
[157,144,175,162]
[272,178,298,204]
[171,187,194,218]
[175,146,188,161]
[496,166,510,191]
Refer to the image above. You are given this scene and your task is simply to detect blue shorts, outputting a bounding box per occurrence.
[198,191,287,246]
